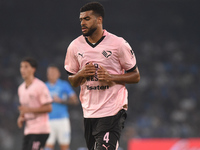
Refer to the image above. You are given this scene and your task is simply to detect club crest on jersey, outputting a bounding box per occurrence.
[102,50,112,58]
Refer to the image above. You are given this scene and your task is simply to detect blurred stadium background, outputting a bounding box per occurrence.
[0,0,199,149]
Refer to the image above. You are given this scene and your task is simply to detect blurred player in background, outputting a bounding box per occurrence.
[44,65,78,150]
[17,57,52,150]
[64,2,140,150]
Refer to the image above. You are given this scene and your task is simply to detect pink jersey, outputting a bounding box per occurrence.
[64,30,136,118]
[18,78,52,135]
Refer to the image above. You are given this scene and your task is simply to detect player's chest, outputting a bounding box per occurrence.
[19,87,39,106]
[48,85,62,96]
[76,46,118,66]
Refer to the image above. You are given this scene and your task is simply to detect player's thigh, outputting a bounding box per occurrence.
[94,109,127,150]
[95,131,119,150]
[46,120,57,145]
[84,118,96,150]
[57,118,71,145]
[34,134,49,149]
[23,134,49,150]
[22,134,32,150]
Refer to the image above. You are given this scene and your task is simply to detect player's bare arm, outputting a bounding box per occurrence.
[18,103,52,115]
[67,94,79,105]
[68,62,96,87]
[97,65,140,84]
[53,94,78,105]
[52,95,63,103]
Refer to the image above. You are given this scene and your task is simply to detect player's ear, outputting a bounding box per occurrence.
[58,70,61,78]
[97,16,103,24]
[33,68,36,76]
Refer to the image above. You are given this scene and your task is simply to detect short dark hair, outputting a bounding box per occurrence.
[80,2,105,19]
[47,64,60,71]
[21,57,38,69]
[47,64,58,68]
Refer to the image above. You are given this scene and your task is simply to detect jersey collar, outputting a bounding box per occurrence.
[85,29,107,48]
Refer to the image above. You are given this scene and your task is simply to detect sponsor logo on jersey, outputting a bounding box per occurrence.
[130,49,134,55]
[86,85,109,90]
[78,52,84,58]
[102,144,110,150]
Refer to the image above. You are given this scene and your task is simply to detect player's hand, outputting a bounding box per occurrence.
[17,115,25,128]
[53,96,63,103]
[97,66,115,87]
[80,62,96,78]
[97,65,111,82]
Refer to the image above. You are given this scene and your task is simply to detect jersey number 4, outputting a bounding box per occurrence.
[103,132,110,143]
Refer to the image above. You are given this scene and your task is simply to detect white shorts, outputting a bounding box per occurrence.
[46,118,71,145]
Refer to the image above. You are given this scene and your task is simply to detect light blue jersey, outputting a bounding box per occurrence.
[46,79,75,120]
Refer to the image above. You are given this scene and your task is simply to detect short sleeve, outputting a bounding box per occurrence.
[39,83,52,105]
[64,41,80,74]
[118,38,136,71]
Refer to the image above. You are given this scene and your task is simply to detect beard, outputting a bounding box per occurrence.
[82,26,97,36]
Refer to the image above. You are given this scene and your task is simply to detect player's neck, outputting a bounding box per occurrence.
[24,76,35,88]
[49,79,57,85]
[87,28,104,44]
